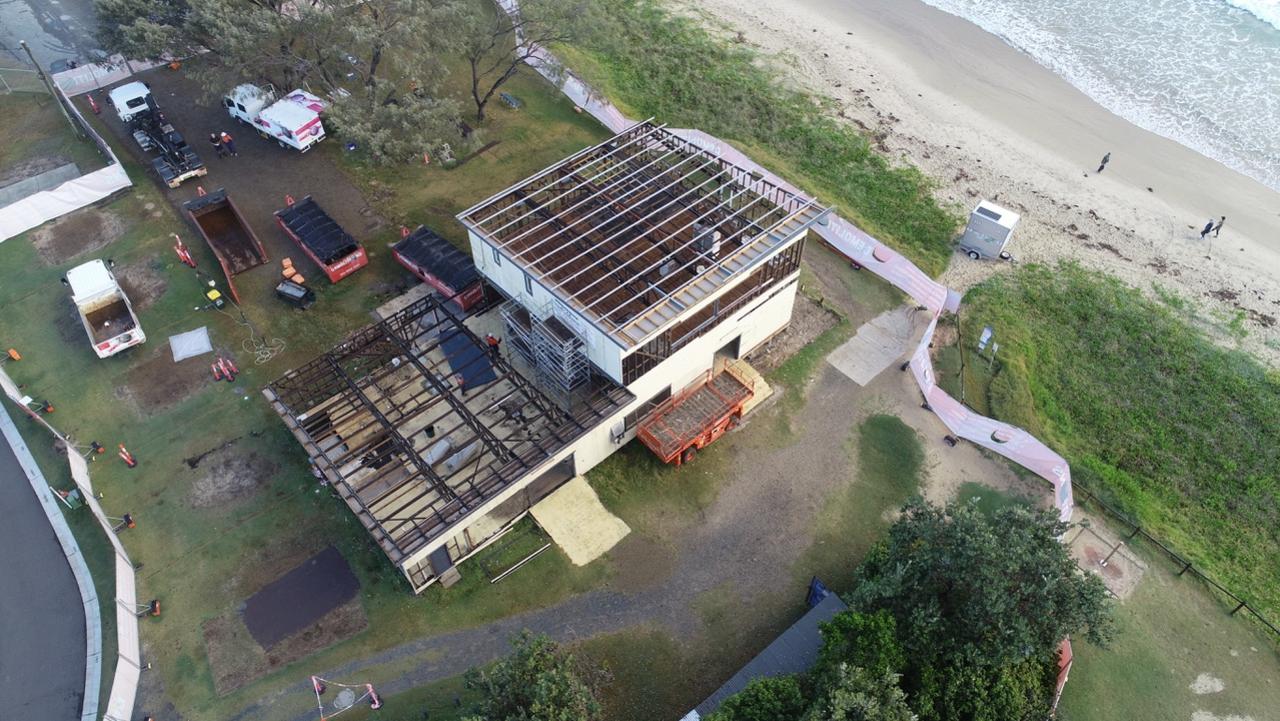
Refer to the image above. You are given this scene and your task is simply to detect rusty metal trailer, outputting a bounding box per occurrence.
[183,188,268,303]
[637,366,754,466]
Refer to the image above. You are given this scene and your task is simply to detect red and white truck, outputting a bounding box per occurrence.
[223,84,328,152]
[63,259,146,358]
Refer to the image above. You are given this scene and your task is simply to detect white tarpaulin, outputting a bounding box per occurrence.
[0,164,131,241]
[170,327,214,361]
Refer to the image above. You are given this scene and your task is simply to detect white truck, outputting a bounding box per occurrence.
[223,84,328,152]
[63,260,146,358]
[107,80,152,123]
[108,80,207,188]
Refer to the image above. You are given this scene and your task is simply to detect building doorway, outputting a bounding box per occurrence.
[716,336,741,362]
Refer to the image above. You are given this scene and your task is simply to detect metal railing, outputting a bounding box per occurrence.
[1070,480,1280,638]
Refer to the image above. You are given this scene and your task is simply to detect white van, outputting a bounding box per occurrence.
[223,84,328,152]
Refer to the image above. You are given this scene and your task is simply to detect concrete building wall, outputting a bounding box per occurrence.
[469,230,806,385]
[399,272,800,587]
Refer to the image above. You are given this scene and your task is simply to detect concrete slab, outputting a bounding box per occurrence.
[530,476,630,566]
[827,307,913,386]
[1066,514,1148,600]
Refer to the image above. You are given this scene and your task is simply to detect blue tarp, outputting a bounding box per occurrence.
[440,329,496,391]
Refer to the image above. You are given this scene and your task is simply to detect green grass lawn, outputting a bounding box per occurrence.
[1060,534,1280,721]
[0,91,107,179]
[956,481,1033,517]
[0,61,618,721]
[801,414,925,593]
[956,262,1280,628]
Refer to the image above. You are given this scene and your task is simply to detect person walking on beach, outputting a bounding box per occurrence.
[220,131,238,157]
[208,133,226,159]
[1200,218,1215,239]
[1213,216,1226,237]
[1096,152,1111,173]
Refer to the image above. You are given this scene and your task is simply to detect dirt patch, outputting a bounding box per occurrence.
[203,597,368,696]
[1190,673,1226,694]
[0,155,71,189]
[1065,519,1147,600]
[30,208,126,265]
[746,294,839,373]
[122,346,217,414]
[187,442,279,508]
[54,295,87,348]
[605,534,678,594]
[116,259,168,310]
[242,546,361,648]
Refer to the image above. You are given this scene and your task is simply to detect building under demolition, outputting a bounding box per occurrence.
[266,121,830,592]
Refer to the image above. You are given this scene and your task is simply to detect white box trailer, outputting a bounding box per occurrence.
[959,200,1018,260]
[64,259,146,358]
[223,84,328,152]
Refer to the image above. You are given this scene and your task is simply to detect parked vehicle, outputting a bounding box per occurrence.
[273,195,367,282]
[62,259,146,358]
[223,84,328,152]
[110,81,207,188]
[182,188,269,303]
[106,81,151,123]
[637,367,754,466]
[958,200,1018,261]
[392,225,484,310]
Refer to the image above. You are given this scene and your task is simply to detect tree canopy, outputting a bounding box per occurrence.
[463,632,602,721]
[849,499,1113,670]
[709,499,1113,721]
[92,0,581,162]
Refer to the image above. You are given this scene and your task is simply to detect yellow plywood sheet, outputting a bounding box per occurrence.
[530,476,630,566]
[721,358,772,416]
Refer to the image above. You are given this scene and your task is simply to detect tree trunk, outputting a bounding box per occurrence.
[470,56,487,121]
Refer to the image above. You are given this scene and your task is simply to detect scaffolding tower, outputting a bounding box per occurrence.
[500,299,592,407]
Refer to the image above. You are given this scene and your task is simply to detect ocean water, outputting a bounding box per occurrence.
[916,0,1280,192]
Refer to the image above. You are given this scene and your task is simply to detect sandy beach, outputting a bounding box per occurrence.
[689,0,1280,365]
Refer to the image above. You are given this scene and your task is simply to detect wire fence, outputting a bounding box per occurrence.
[0,367,143,721]
[1070,480,1280,639]
[0,66,47,94]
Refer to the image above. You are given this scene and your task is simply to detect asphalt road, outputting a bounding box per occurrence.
[0,428,86,721]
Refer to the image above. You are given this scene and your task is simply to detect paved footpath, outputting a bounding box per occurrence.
[0,418,88,721]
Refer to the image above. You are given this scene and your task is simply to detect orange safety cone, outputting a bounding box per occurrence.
[118,444,137,468]
[173,234,196,268]
[6,348,19,361]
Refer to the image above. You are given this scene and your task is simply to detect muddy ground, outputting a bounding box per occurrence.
[115,257,169,310]
[745,293,839,373]
[203,598,368,696]
[185,441,279,509]
[0,154,71,189]
[31,207,124,265]
[92,68,386,279]
[119,345,218,414]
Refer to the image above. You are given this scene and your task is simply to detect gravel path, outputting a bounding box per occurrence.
[226,361,885,721]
